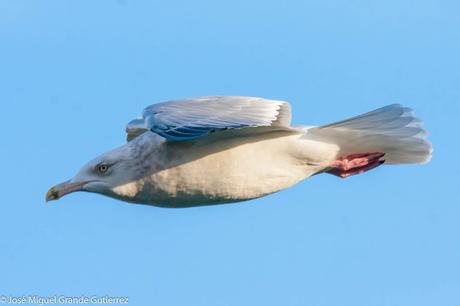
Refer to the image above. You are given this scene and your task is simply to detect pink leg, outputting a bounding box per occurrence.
[326,152,385,178]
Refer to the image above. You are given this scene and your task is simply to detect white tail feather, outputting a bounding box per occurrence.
[305,104,432,164]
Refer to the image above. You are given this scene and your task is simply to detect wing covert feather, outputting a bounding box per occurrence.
[126,96,292,141]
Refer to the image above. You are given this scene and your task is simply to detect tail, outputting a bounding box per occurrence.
[305,104,432,165]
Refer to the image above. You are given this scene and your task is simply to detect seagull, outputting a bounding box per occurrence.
[46,96,432,208]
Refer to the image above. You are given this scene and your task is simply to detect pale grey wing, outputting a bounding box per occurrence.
[126,96,292,141]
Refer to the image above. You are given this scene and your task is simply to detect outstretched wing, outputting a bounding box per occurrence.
[126,96,292,141]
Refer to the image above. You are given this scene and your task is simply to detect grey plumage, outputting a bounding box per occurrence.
[126,96,291,141]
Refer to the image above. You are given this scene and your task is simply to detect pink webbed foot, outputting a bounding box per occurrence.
[326,152,385,178]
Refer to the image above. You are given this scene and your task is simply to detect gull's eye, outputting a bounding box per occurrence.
[97,164,109,174]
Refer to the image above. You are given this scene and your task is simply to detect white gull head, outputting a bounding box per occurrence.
[46,133,161,203]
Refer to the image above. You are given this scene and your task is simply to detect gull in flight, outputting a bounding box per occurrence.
[46,96,432,208]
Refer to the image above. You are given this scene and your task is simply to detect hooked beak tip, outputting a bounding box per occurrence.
[45,187,60,202]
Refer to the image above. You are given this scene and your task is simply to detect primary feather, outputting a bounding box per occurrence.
[126,96,292,141]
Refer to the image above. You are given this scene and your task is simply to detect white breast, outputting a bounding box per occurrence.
[125,130,338,207]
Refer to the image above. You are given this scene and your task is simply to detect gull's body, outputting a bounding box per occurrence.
[109,129,336,207]
[47,96,432,208]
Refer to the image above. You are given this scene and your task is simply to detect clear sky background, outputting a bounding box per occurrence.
[1,1,459,305]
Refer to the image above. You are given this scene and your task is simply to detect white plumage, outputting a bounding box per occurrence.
[126,96,292,141]
[46,96,432,208]
[306,104,431,164]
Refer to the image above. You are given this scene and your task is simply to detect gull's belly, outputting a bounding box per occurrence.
[132,134,336,207]
[148,151,304,206]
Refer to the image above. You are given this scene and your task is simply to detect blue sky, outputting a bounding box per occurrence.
[1,0,459,305]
